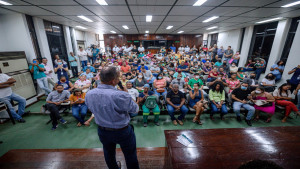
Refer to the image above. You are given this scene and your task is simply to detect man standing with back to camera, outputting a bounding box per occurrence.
[85,66,139,169]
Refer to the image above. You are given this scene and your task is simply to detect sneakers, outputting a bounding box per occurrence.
[51,125,58,130]
[17,119,26,123]
[172,120,178,126]
[143,123,148,127]
[236,116,242,122]
[59,118,67,124]
[245,120,252,126]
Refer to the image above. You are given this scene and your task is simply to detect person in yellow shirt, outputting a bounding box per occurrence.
[69,89,88,126]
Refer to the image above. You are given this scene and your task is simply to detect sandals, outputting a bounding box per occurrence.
[254,116,259,122]
[265,118,272,123]
[197,120,203,125]
[192,116,198,123]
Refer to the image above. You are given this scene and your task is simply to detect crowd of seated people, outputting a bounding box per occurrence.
[27,43,300,130]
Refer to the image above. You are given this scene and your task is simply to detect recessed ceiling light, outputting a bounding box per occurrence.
[122,25,129,29]
[146,15,152,22]
[77,16,93,22]
[96,0,108,5]
[256,17,283,24]
[177,31,184,33]
[76,26,87,29]
[206,26,218,30]
[193,0,207,6]
[166,26,173,29]
[145,30,149,33]
[209,31,218,34]
[110,31,116,33]
[195,35,202,37]
[281,1,300,7]
[0,0,12,5]
[52,26,60,29]
[203,16,219,23]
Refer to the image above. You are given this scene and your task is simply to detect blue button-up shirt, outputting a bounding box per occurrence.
[85,84,139,129]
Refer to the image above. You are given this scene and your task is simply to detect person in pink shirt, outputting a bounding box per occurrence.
[226,73,240,93]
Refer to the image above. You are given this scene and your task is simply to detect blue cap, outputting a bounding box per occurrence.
[144,84,150,88]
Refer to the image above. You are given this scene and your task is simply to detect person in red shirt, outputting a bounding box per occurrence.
[121,62,131,74]
[207,67,219,82]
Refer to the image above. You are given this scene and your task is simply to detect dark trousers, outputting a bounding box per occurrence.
[46,103,62,126]
[98,125,139,169]
[71,66,78,78]
[255,68,264,80]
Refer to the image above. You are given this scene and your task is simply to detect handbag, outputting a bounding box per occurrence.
[228,58,234,64]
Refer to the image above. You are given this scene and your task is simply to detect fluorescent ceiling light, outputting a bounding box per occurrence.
[52,26,60,29]
[96,0,108,5]
[281,1,300,7]
[145,30,149,33]
[122,25,129,29]
[0,0,12,5]
[203,16,219,23]
[209,31,218,34]
[77,16,93,22]
[146,15,152,22]
[110,31,116,33]
[177,31,184,33]
[206,26,217,30]
[195,35,202,37]
[76,26,87,29]
[166,26,173,29]
[256,17,283,24]
[193,0,207,6]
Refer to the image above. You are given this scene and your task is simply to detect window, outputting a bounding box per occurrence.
[280,17,300,63]
[43,20,68,67]
[210,33,218,47]
[25,15,42,60]
[248,21,278,65]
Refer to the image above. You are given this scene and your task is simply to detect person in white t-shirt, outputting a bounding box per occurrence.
[138,44,145,54]
[113,45,120,54]
[126,81,139,101]
[0,72,27,123]
[77,47,88,68]
[184,45,190,53]
[86,47,93,64]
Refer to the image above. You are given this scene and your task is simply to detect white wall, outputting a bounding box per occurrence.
[281,19,300,85]
[217,28,242,53]
[0,14,36,62]
[85,31,97,48]
[75,30,84,41]
[239,26,254,67]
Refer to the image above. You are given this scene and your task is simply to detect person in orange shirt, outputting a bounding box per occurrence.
[69,89,88,127]
[120,61,131,74]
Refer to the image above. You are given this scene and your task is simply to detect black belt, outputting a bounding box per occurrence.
[98,125,128,131]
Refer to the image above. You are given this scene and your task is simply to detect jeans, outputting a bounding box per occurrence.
[81,60,87,68]
[297,90,300,110]
[233,101,255,120]
[146,77,156,84]
[273,73,282,82]
[0,93,26,120]
[98,125,139,169]
[243,68,254,72]
[71,66,78,78]
[167,104,188,121]
[47,78,56,89]
[223,57,230,63]
[88,56,93,64]
[72,104,88,124]
[255,68,264,80]
[211,103,228,115]
[37,77,51,95]
[93,56,97,64]
[46,103,62,126]
[154,88,167,97]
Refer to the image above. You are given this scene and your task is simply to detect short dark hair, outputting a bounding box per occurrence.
[42,57,47,60]
[56,84,64,88]
[100,66,119,83]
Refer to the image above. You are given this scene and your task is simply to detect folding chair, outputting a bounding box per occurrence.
[0,101,15,125]
[42,101,71,124]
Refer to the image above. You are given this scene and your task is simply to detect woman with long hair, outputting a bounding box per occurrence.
[209,82,228,120]
[189,83,205,125]
[273,83,300,122]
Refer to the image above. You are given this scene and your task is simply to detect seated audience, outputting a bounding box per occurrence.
[189,83,205,125]
[173,68,187,80]
[232,83,255,126]
[288,65,300,92]
[120,61,131,74]
[261,73,276,92]
[295,84,300,110]
[137,84,160,127]
[46,84,70,130]
[242,73,258,91]
[170,73,186,93]
[243,59,255,72]
[226,73,240,93]
[82,62,96,73]
[270,60,285,82]
[207,67,219,82]
[166,84,189,126]
[120,74,128,87]
[236,67,245,80]
[141,66,155,84]
[74,75,91,93]
[273,83,300,122]
[251,87,275,123]
[188,73,203,90]
[229,63,238,74]
[126,81,139,101]
[54,59,69,81]
[55,76,74,92]
[254,59,266,80]
[69,89,88,127]
[150,63,161,77]
[80,68,94,80]
[133,72,147,92]
[209,82,228,120]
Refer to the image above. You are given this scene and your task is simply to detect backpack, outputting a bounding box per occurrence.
[144,95,157,109]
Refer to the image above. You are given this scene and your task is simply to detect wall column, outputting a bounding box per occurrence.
[239,25,254,67]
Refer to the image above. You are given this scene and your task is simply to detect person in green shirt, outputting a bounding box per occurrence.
[29,59,51,95]
[214,58,223,67]
[188,73,203,90]
[209,81,228,120]
[138,52,145,58]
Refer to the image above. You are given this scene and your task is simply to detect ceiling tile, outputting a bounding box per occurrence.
[272,9,300,18]
[169,6,213,15]
[176,0,227,6]
[40,6,93,15]
[85,6,131,15]
[133,15,165,22]
[101,15,133,22]
[240,7,295,17]
[203,7,256,17]
[193,16,230,23]
[136,21,161,26]
[3,6,55,15]
[223,16,261,23]
[4,0,30,5]
[266,0,300,7]
[76,0,126,5]
[67,15,104,22]
[165,15,198,22]
[128,0,176,5]
[222,0,278,7]
[23,0,77,5]
[130,6,172,15]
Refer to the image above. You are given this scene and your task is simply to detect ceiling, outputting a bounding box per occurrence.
[0,0,300,34]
